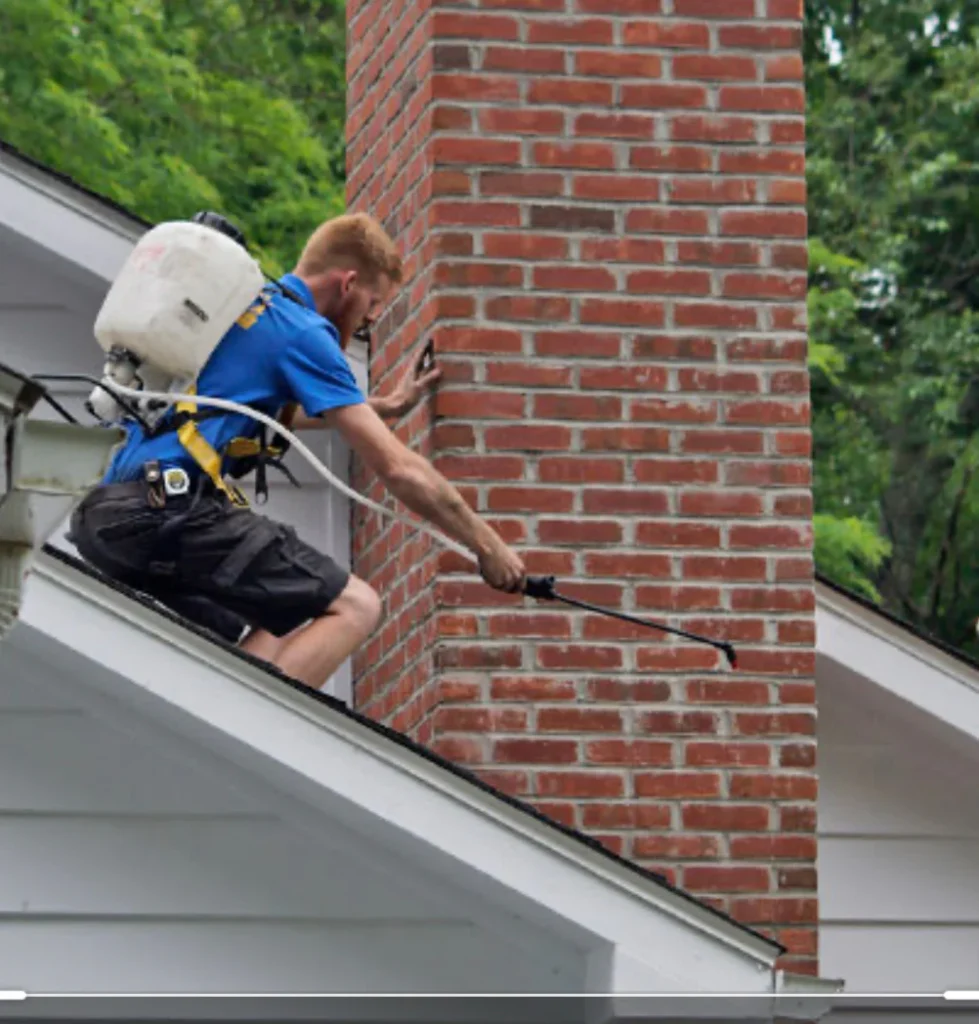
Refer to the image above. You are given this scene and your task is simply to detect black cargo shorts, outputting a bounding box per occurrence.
[68,478,350,644]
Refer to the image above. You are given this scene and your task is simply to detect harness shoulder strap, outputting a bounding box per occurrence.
[175,385,249,507]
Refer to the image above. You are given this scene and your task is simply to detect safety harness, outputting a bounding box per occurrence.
[144,282,305,507]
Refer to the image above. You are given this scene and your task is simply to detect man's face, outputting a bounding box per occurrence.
[325,269,394,350]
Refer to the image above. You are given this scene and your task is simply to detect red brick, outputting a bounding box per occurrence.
[637,647,721,672]
[530,205,615,233]
[575,51,663,78]
[730,898,817,925]
[771,119,806,144]
[431,737,486,764]
[494,738,578,764]
[490,676,578,702]
[485,294,572,321]
[582,488,671,515]
[534,265,617,291]
[768,0,804,15]
[581,238,667,263]
[730,523,812,549]
[720,85,805,113]
[686,679,772,704]
[685,742,771,767]
[482,46,566,74]
[575,115,657,143]
[631,146,712,172]
[679,368,761,393]
[482,0,566,8]
[436,644,523,670]
[635,834,722,859]
[670,178,757,204]
[780,744,816,769]
[435,391,524,420]
[683,555,767,581]
[679,491,764,517]
[432,11,520,39]
[636,521,721,547]
[432,75,521,103]
[581,365,669,390]
[581,299,666,327]
[719,25,802,49]
[781,805,817,832]
[430,104,475,132]
[683,804,770,831]
[628,208,710,235]
[485,424,572,450]
[529,79,614,106]
[534,393,623,420]
[673,54,759,80]
[534,330,622,358]
[582,427,671,452]
[684,866,771,893]
[538,645,624,670]
[534,142,616,169]
[633,399,719,424]
[722,209,807,239]
[531,801,577,828]
[539,456,625,484]
[435,706,528,733]
[537,772,625,798]
[587,677,671,702]
[435,454,525,480]
[621,83,708,108]
[735,712,815,737]
[485,361,573,388]
[641,711,719,734]
[681,432,766,459]
[624,21,710,47]
[731,774,818,800]
[628,268,712,294]
[528,18,613,44]
[636,585,723,611]
[731,587,814,612]
[585,552,673,578]
[779,621,816,645]
[539,708,624,732]
[634,335,718,361]
[635,772,721,799]
[583,803,673,829]
[479,171,565,198]
[435,260,524,288]
[735,649,816,676]
[674,0,755,13]
[731,836,816,861]
[487,487,575,513]
[480,108,566,135]
[586,740,674,766]
[675,303,758,329]
[486,614,572,639]
[775,557,814,582]
[766,54,805,81]
[720,150,805,175]
[769,179,807,204]
[431,169,473,197]
[671,115,757,143]
[540,518,624,546]
[484,233,568,261]
[432,200,521,228]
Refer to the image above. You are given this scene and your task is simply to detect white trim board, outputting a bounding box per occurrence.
[816,582,979,746]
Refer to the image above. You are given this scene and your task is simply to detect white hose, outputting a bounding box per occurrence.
[110,385,475,561]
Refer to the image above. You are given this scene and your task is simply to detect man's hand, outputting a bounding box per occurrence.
[370,343,442,420]
[478,542,526,594]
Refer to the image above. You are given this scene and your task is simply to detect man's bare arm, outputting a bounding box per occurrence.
[322,403,525,591]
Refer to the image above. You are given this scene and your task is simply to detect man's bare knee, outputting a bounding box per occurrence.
[330,576,382,637]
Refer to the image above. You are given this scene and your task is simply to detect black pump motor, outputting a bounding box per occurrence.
[191,210,247,250]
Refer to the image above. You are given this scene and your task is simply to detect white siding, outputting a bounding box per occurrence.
[0,642,584,994]
[818,657,979,994]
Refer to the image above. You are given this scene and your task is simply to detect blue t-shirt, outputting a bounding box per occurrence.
[105,274,365,484]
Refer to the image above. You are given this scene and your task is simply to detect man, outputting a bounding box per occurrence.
[69,212,526,691]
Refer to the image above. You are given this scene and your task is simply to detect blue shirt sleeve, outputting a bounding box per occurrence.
[277,321,365,417]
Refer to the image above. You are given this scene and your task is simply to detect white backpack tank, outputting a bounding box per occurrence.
[94,220,266,380]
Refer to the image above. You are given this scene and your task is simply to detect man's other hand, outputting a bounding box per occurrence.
[386,343,442,417]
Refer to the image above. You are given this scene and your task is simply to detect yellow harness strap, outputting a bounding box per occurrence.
[175,385,250,507]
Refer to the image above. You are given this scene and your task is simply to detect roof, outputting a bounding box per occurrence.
[39,542,780,959]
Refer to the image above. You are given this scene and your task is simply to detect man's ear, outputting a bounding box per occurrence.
[339,268,359,295]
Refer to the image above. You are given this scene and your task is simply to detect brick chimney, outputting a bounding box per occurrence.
[346,0,816,975]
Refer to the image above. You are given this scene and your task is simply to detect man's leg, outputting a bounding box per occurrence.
[243,576,380,690]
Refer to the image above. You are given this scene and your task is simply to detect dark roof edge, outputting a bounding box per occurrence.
[815,570,979,678]
[0,138,152,231]
[39,542,783,958]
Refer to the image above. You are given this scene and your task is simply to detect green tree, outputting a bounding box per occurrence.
[0,0,347,272]
[807,0,979,652]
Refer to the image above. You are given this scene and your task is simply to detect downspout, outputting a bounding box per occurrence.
[0,362,122,641]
